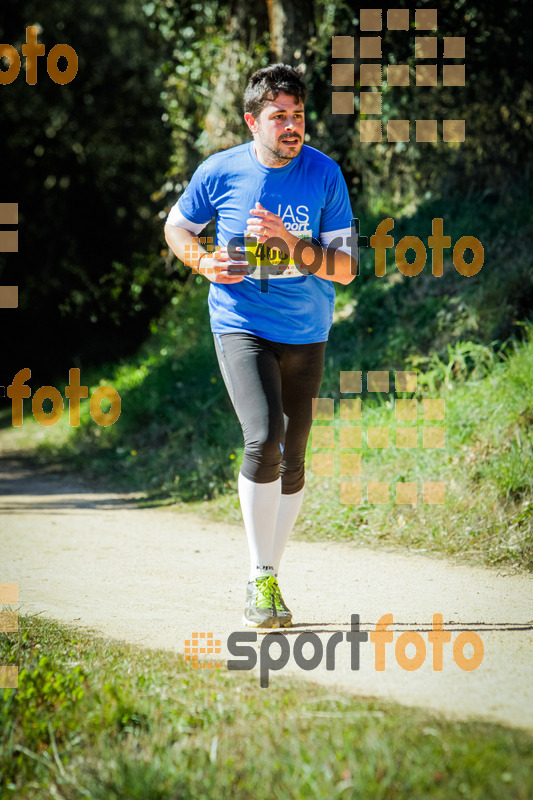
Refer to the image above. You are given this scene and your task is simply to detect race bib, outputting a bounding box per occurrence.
[244,231,312,279]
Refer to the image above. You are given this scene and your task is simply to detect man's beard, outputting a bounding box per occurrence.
[273,139,302,160]
[258,131,303,164]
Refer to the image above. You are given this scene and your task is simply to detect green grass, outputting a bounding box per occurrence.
[1,614,532,799]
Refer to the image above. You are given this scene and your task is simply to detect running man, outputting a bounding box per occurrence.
[164,64,357,628]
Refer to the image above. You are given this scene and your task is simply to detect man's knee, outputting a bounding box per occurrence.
[280,455,306,493]
[245,430,283,465]
[241,438,283,484]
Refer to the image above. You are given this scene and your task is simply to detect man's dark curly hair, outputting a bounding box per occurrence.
[243,64,307,119]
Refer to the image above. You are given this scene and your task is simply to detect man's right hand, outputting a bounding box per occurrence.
[199,246,248,284]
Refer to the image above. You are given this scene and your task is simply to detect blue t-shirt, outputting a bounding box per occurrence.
[167,141,354,344]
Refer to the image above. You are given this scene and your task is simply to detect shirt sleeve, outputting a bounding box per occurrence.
[319,166,355,255]
[166,162,215,233]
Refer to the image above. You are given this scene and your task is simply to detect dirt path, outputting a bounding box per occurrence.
[1,453,532,732]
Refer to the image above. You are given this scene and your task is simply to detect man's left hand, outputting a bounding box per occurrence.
[245,202,294,249]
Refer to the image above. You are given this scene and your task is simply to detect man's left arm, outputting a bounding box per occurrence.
[313,164,358,284]
[285,228,358,285]
[246,203,357,285]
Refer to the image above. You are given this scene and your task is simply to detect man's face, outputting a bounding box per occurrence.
[246,91,305,166]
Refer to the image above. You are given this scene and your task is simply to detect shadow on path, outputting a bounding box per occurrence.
[0,455,145,512]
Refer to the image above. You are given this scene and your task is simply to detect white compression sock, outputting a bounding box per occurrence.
[238,472,281,581]
[272,486,305,575]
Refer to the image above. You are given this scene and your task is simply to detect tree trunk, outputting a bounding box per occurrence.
[266,0,315,67]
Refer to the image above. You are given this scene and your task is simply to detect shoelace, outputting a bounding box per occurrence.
[254,575,277,611]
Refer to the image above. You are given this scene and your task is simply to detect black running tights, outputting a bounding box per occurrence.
[213,332,326,494]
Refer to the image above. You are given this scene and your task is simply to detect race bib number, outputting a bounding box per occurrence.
[245,231,312,279]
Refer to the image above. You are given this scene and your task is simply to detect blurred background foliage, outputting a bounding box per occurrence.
[1,0,532,386]
[0,0,174,383]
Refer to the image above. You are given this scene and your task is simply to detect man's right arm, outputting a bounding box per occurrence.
[164,223,208,274]
[164,223,247,284]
